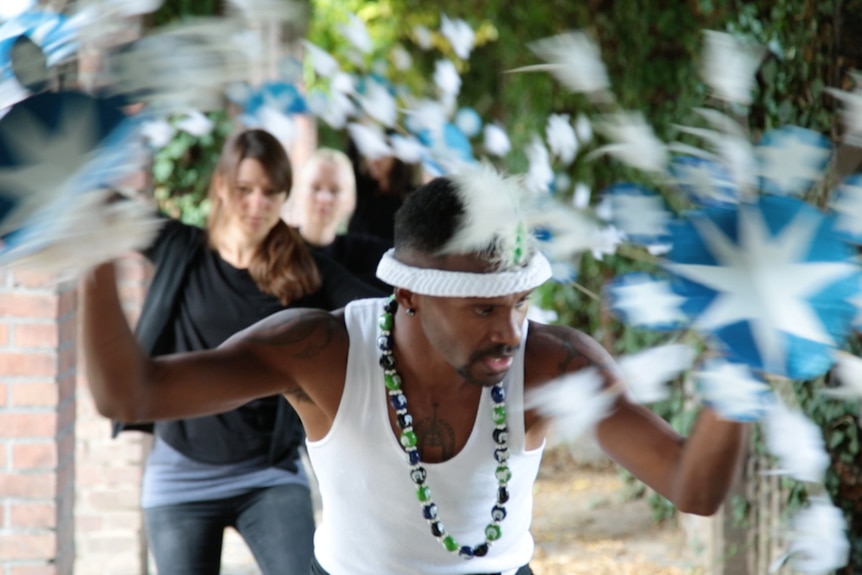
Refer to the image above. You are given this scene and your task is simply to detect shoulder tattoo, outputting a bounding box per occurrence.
[543,324,616,376]
[245,311,341,360]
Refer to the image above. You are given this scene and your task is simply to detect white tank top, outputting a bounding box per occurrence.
[307,298,544,575]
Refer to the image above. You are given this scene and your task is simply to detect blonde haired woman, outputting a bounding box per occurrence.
[287,147,357,247]
[288,147,391,290]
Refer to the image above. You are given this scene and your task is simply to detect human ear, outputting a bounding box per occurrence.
[394,288,419,314]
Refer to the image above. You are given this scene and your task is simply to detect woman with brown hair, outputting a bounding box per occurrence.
[115,129,382,574]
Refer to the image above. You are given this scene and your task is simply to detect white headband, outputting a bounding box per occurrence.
[375,249,553,297]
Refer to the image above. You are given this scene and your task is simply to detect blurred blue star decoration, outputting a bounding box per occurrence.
[0,90,142,260]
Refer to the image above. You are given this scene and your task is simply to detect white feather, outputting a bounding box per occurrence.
[524,135,553,194]
[439,163,528,265]
[762,401,830,484]
[440,14,474,60]
[339,13,372,54]
[771,496,850,575]
[412,25,433,50]
[434,59,461,98]
[524,368,617,444]
[3,191,164,280]
[701,30,766,105]
[588,112,668,174]
[358,79,397,127]
[140,118,175,148]
[824,351,862,398]
[826,72,862,147]
[575,113,593,144]
[346,123,391,160]
[610,277,687,328]
[175,110,213,137]
[695,358,773,422]
[518,31,609,97]
[392,45,412,71]
[572,181,591,209]
[256,106,295,148]
[617,344,697,404]
[483,123,511,157]
[302,40,340,78]
[546,113,579,165]
[389,133,425,164]
[672,108,758,194]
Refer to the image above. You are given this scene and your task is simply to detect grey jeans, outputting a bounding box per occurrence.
[145,483,314,575]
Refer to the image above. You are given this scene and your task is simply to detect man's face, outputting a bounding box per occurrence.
[404,252,532,387]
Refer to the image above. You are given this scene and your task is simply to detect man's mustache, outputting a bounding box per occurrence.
[469,344,519,363]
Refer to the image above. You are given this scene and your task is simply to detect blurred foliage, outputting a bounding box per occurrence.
[151,111,235,227]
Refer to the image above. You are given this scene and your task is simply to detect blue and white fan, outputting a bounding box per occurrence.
[664,195,860,379]
[0,91,161,277]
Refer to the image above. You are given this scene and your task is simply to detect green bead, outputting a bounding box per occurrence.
[400,429,417,448]
[495,465,511,483]
[378,313,393,331]
[492,405,507,425]
[384,373,401,390]
[417,485,431,502]
[443,535,458,552]
[485,524,502,541]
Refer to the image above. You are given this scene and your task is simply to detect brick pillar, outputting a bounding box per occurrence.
[0,269,77,575]
[74,255,152,575]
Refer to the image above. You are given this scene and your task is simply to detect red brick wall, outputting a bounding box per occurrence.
[0,269,77,575]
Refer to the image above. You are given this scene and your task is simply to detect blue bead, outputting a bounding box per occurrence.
[422,503,438,520]
[390,393,407,410]
[473,543,489,557]
[491,504,506,521]
[384,298,398,314]
[397,412,413,429]
[497,486,510,504]
[491,385,506,403]
[379,354,396,369]
[430,521,445,537]
[458,546,474,559]
[410,467,427,484]
[408,449,421,465]
[377,334,393,351]
[493,426,508,445]
[494,448,509,463]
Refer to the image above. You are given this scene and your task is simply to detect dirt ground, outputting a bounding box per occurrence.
[221,444,701,574]
[529,446,699,575]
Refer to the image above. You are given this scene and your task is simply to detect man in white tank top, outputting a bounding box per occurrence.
[83,165,748,575]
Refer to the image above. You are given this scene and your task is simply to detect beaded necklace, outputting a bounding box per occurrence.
[377,296,512,560]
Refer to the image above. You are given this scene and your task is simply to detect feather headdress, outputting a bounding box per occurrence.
[438,163,535,270]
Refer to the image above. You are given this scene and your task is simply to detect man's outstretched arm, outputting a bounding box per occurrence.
[529,323,747,516]
[81,262,339,423]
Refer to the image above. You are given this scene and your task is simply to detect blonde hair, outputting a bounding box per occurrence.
[293,147,357,229]
[207,129,321,305]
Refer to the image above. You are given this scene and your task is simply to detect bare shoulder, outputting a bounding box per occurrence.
[524,321,620,386]
[229,307,348,356]
[224,308,350,402]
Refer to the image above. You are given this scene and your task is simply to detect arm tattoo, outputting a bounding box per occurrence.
[414,404,456,461]
[545,324,615,376]
[245,311,339,359]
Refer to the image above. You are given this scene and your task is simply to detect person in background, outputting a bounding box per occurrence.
[346,135,421,243]
[287,147,391,291]
[117,129,382,575]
